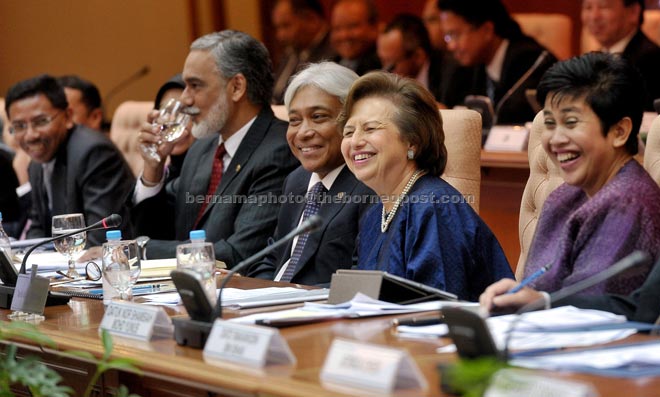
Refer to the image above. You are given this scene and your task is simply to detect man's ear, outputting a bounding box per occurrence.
[610,117,633,149]
[229,74,247,102]
[89,108,104,130]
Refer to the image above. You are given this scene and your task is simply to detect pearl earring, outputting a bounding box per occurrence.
[407,149,414,160]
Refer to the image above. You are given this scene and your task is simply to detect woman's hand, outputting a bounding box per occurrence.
[479,278,543,315]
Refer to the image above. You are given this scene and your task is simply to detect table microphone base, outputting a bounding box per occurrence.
[0,285,71,310]
[172,317,213,349]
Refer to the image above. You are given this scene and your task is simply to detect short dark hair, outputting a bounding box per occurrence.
[191,30,274,107]
[57,75,102,111]
[5,74,68,116]
[536,52,644,155]
[438,0,523,40]
[285,0,325,18]
[333,0,379,25]
[384,13,432,56]
[623,0,645,25]
[154,74,185,110]
[338,71,447,176]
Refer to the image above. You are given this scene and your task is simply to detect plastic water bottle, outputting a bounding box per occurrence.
[102,230,122,304]
[176,230,216,302]
[0,212,12,263]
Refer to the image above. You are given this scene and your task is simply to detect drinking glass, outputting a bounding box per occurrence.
[141,98,191,162]
[176,243,216,303]
[51,213,87,279]
[102,240,141,301]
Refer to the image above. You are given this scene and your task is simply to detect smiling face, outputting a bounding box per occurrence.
[287,86,345,178]
[541,95,633,197]
[8,94,72,163]
[330,0,377,60]
[341,96,417,196]
[581,0,640,49]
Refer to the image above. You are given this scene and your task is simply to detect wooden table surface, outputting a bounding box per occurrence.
[3,277,660,397]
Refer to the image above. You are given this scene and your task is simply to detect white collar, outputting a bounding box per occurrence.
[308,164,345,191]
[486,39,509,83]
[603,29,637,54]
[415,59,431,90]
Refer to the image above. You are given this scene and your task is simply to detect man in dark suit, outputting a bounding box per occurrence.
[480,256,660,324]
[271,0,336,104]
[330,0,381,76]
[5,75,134,245]
[439,0,556,124]
[377,13,473,109]
[582,0,660,110]
[56,75,104,133]
[134,30,299,268]
[248,62,373,286]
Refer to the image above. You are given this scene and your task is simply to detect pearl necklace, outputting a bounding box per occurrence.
[381,170,424,233]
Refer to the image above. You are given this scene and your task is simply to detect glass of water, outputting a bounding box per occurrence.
[102,240,141,301]
[51,213,86,278]
[141,98,191,162]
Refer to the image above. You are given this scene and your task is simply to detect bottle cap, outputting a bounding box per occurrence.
[189,230,206,241]
[106,230,122,240]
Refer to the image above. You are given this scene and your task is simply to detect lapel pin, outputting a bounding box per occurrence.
[235,164,241,172]
[337,192,345,199]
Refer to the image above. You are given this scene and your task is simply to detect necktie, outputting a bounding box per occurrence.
[280,182,326,282]
[194,143,226,228]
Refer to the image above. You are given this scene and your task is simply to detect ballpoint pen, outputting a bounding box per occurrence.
[391,317,443,327]
[507,263,552,294]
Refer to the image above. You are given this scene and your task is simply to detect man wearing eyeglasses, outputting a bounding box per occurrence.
[4,75,134,245]
[376,13,473,108]
[439,0,557,124]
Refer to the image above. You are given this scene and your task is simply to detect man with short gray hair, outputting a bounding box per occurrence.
[133,30,299,268]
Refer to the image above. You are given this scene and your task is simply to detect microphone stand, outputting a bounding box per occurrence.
[172,215,323,348]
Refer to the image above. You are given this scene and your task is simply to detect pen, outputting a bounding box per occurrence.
[391,317,443,327]
[86,284,169,295]
[507,263,552,294]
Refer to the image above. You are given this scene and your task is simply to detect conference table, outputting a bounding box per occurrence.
[2,276,660,397]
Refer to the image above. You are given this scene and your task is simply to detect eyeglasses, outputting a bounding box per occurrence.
[443,26,477,44]
[10,112,62,135]
[53,261,102,283]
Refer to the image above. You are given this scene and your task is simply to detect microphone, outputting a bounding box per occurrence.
[18,214,123,274]
[0,214,123,312]
[101,65,151,124]
[502,250,652,359]
[493,50,549,125]
[172,215,323,348]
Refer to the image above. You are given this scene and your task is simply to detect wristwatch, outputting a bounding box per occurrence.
[136,236,150,260]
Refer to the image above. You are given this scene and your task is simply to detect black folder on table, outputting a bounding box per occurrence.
[327,269,458,304]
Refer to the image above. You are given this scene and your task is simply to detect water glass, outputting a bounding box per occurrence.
[51,213,87,278]
[141,98,191,162]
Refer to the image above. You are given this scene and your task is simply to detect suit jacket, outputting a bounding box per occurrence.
[247,166,373,286]
[557,255,660,324]
[272,30,336,104]
[27,125,135,245]
[334,45,382,76]
[622,29,660,111]
[427,50,475,108]
[135,107,300,268]
[471,36,556,125]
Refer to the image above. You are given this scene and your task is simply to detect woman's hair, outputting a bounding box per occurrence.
[537,52,644,155]
[283,62,359,109]
[338,71,447,176]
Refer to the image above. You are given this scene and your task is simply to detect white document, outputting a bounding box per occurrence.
[219,287,329,308]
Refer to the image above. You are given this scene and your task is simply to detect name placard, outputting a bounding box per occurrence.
[100,301,173,341]
[320,339,428,393]
[484,125,529,152]
[203,320,296,368]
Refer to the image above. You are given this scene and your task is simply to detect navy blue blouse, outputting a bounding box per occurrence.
[357,175,513,301]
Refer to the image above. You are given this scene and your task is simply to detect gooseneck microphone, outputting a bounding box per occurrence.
[101,65,150,125]
[18,214,122,275]
[502,250,652,360]
[493,50,549,125]
[212,214,323,320]
[172,215,323,348]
